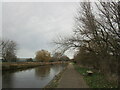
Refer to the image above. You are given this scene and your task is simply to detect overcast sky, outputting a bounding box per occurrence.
[2,2,78,59]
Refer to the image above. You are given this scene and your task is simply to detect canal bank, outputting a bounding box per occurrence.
[45,64,67,88]
[2,62,68,71]
[45,63,89,88]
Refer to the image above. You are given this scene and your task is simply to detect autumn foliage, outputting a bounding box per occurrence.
[35,50,51,62]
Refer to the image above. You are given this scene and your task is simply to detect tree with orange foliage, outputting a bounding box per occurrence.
[35,50,51,62]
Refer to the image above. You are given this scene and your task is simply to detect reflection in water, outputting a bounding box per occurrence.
[51,65,62,75]
[35,65,50,80]
[2,72,14,88]
[2,64,66,88]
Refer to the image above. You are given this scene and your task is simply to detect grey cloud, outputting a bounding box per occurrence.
[2,2,78,58]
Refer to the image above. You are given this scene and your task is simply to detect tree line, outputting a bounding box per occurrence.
[54,1,120,83]
[0,39,70,62]
[35,49,70,62]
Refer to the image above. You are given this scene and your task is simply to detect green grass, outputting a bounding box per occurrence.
[74,64,118,88]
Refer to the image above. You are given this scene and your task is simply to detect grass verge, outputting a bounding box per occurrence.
[74,64,118,88]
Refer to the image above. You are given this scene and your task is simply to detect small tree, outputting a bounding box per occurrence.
[35,50,51,62]
[1,39,18,62]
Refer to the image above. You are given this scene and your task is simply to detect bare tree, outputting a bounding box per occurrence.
[52,52,63,61]
[54,1,119,84]
[1,39,17,62]
[95,1,120,55]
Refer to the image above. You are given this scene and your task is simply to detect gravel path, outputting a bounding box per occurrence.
[57,63,89,88]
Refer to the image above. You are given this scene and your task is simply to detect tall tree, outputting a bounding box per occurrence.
[54,1,119,84]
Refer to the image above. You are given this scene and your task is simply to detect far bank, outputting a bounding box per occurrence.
[2,61,69,71]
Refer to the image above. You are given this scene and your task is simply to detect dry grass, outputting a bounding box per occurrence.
[2,62,68,71]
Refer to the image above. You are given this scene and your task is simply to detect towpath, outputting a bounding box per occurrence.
[57,63,89,88]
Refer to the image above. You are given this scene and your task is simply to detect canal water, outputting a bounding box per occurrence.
[2,64,66,88]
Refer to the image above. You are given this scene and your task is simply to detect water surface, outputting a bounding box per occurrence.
[2,64,66,88]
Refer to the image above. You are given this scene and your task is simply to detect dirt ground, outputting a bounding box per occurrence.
[57,63,89,88]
